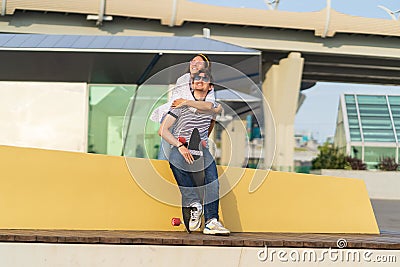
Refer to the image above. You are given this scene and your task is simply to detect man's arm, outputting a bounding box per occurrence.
[158,113,194,164]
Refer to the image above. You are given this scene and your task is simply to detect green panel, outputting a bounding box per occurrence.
[123,84,169,159]
[349,129,362,142]
[88,85,136,155]
[88,84,168,158]
[344,94,355,104]
[388,96,400,141]
[388,96,400,105]
[356,95,395,142]
[364,146,396,168]
[362,132,395,143]
[351,146,362,159]
[344,95,363,142]
[348,117,359,125]
[346,105,357,117]
[357,95,387,105]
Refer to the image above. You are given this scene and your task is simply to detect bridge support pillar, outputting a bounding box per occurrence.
[262,52,304,171]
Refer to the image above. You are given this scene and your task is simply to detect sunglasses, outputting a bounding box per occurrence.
[193,75,210,83]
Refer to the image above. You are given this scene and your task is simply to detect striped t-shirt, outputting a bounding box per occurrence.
[168,106,213,143]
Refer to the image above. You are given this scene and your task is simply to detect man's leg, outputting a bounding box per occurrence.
[202,149,230,235]
[169,163,201,207]
[169,148,203,232]
[202,156,219,222]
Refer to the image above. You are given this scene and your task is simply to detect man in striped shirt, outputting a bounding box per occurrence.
[158,70,230,235]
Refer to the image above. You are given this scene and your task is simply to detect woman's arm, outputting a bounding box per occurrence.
[172,99,212,111]
[172,99,223,115]
[208,119,216,137]
[170,73,190,102]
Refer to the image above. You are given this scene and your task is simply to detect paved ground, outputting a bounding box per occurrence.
[371,199,400,233]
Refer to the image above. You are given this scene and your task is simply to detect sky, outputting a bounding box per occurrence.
[191,0,400,143]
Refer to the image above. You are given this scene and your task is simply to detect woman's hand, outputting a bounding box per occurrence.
[214,104,223,114]
[178,145,194,164]
[171,98,187,108]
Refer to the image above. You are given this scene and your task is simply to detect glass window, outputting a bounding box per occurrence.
[348,117,359,125]
[344,95,362,142]
[398,147,400,164]
[349,129,362,141]
[351,146,362,159]
[388,96,400,105]
[357,95,387,105]
[88,85,135,155]
[122,84,169,159]
[364,146,396,168]
[346,104,358,116]
[345,94,355,104]
[88,84,168,157]
[388,96,400,141]
[356,95,395,142]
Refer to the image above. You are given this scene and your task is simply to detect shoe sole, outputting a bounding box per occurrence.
[203,229,230,236]
[189,220,202,231]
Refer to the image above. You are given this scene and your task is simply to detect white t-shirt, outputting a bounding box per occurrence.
[150,73,216,123]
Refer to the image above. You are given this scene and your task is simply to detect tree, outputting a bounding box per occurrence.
[311,143,347,170]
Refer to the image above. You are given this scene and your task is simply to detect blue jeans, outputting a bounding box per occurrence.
[158,138,171,160]
[169,147,219,222]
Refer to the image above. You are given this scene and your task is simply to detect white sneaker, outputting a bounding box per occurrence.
[189,202,203,231]
[203,218,230,236]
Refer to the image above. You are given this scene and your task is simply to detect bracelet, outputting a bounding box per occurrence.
[178,143,184,148]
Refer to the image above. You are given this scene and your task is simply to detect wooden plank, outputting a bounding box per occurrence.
[0,230,399,249]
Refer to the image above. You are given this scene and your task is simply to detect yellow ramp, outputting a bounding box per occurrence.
[0,145,379,233]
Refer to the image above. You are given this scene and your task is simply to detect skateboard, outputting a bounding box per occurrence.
[172,128,206,233]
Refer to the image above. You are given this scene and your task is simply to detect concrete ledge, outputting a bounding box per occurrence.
[0,243,398,267]
[313,169,400,200]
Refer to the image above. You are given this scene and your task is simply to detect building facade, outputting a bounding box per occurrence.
[334,93,400,169]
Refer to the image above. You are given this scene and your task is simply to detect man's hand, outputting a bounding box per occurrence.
[171,98,187,108]
[178,145,194,164]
